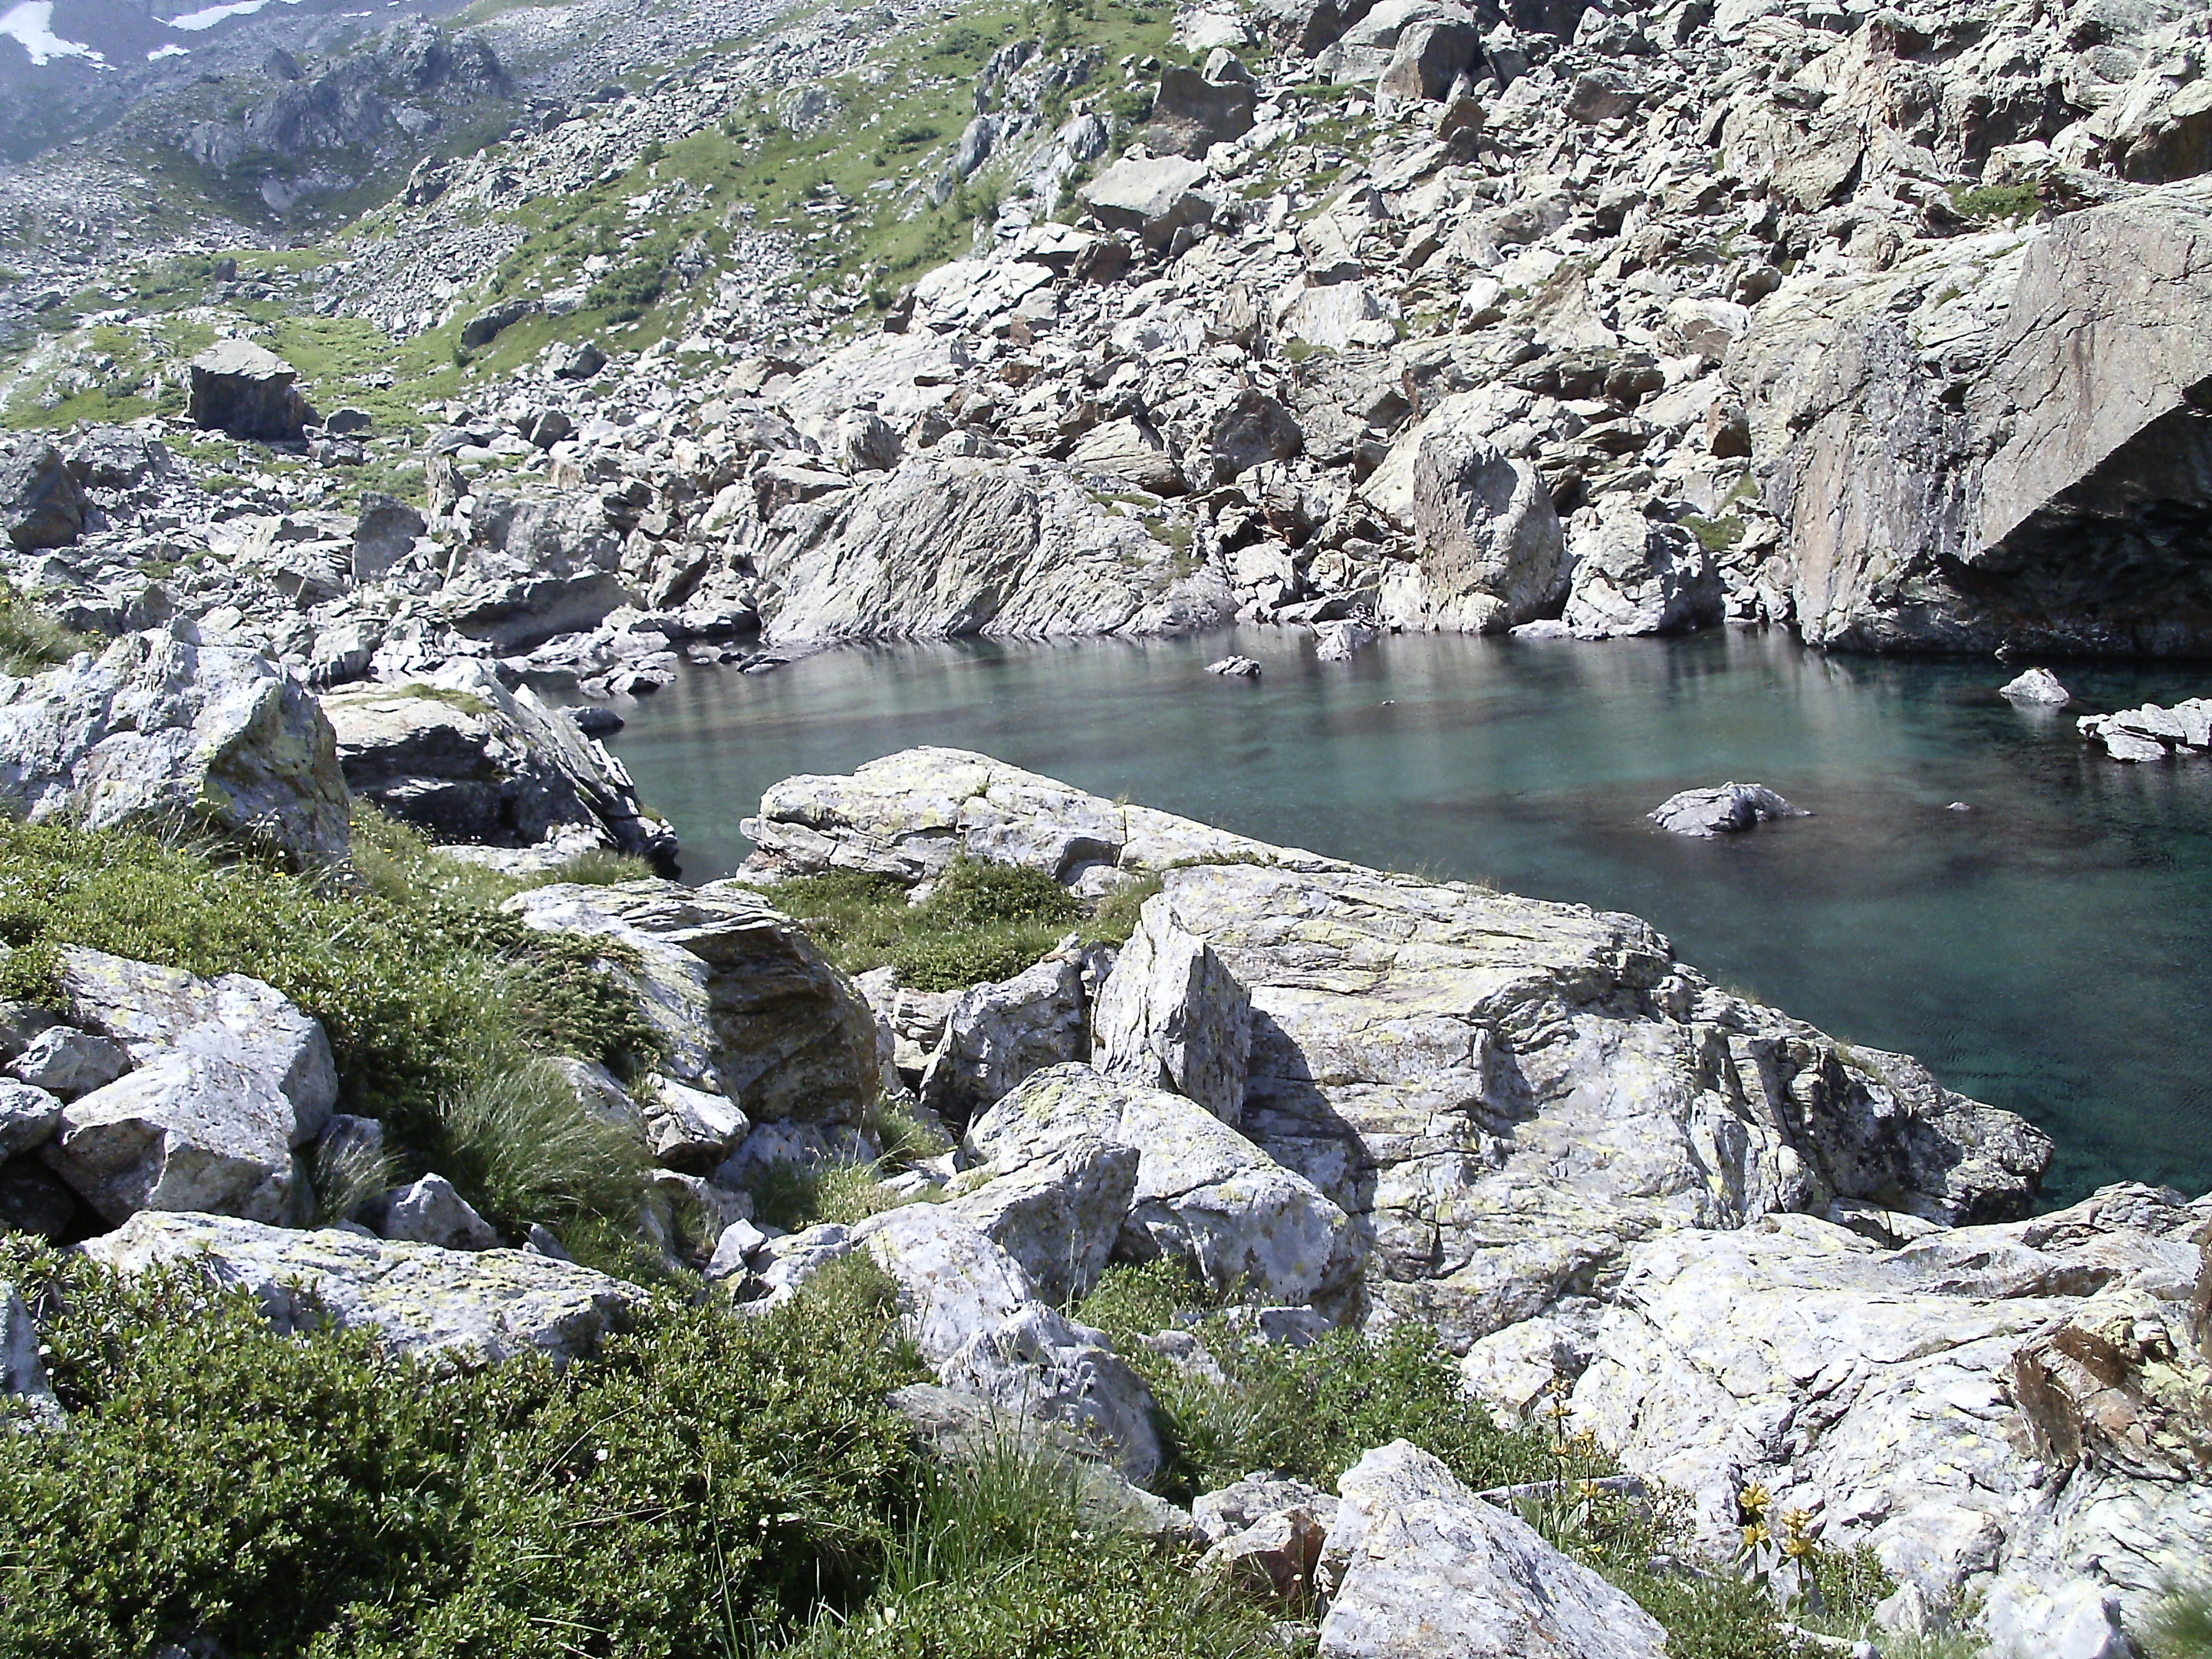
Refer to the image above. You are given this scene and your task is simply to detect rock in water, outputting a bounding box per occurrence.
[187,340,318,443]
[1206,655,1262,678]
[2000,667,2073,706]
[2076,697,2212,761]
[1647,782,1809,837]
[1317,1440,1668,1659]
[1313,618,1379,661]
[81,1211,643,1365]
[0,629,349,866]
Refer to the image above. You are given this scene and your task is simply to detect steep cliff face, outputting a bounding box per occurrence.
[1733,178,2212,654]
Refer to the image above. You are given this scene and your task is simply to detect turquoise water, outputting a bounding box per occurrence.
[592,626,2212,1204]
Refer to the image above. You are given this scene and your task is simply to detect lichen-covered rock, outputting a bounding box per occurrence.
[504,879,877,1130]
[7,1026,131,1101]
[1564,1184,2211,1647]
[377,1173,501,1250]
[0,629,349,866]
[917,942,1089,1126]
[966,1063,1357,1309]
[43,1052,309,1226]
[82,1211,643,1365]
[940,1130,1141,1304]
[1317,1440,1668,1659]
[853,1201,1163,1481]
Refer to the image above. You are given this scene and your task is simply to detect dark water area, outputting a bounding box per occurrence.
[590,625,2212,1205]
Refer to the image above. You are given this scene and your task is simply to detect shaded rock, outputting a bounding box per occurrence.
[1069,417,1187,496]
[504,879,877,1126]
[65,426,172,492]
[1148,63,1257,158]
[1376,16,1479,103]
[1317,1440,1668,1658]
[0,1080,63,1160]
[1647,782,1810,837]
[324,660,672,860]
[351,493,426,585]
[7,1028,129,1102]
[1092,889,1251,1124]
[0,629,349,867]
[854,1201,1164,1481]
[1,442,89,551]
[1733,182,2212,654]
[0,1155,84,1239]
[1562,499,1721,638]
[941,1130,1141,1304]
[1193,1471,1340,1543]
[459,296,540,349]
[966,1064,1358,1308]
[81,1210,644,1365]
[1,1283,63,1431]
[188,340,317,443]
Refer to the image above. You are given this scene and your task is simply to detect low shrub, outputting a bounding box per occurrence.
[0,580,88,675]
[2149,1581,2212,1659]
[438,1050,651,1235]
[0,1243,925,1659]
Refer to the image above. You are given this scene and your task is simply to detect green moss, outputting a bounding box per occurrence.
[1683,514,1746,553]
[1950,182,2041,223]
[771,855,1084,992]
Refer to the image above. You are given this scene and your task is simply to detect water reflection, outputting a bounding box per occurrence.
[588,626,2212,1203]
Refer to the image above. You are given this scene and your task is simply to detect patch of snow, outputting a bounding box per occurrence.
[1,1,106,65]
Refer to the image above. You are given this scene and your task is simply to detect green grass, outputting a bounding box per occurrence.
[1683,513,1746,553]
[0,809,664,1240]
[1950,182,2042,223]
[0,1244,926,1659]
[438,1052,652,1237]
[772,856,1085,992]
[2149,1581,2212,1658]
[0,582,90,675]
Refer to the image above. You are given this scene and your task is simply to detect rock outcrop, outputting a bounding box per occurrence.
[752,457,1232,644]
[0,628,349,866]
[323,660,675,863]
[1562,1184,2211,1655]
[1733,180,2212,654]
[81,1210,643,1365]
[743,751,2051,1353]
[187,341,318,444]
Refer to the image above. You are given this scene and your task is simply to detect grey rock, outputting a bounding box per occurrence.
[0,1155,83,1239]
[1314,617,1379,661]
[2000,668,2073,707]
[0,1080,63,1160]
[940,1130,1141,1304]
[82,1210,644,1365]
[351,493,426,585]
[754,458,1229,645]
[1647,782,1810,837]
[1079,154,1216,247]
[2,442,89,551]
[7,1026,131,1101]
[59,945,337,1125]
[705,1215,769,1279]
[1733,182,2212,655]
[459,296,540,349]
[1193,1471,1340,1544]
[378,1172,501,1250]
[1,1284,63,1432]
[966,1064,1357,1309]
[1377,399,1567,633]
[1206,654,1262,677]
[505,879,877,1126]
[43,1051,310,1225]
[918,944,1089,1126]
[1147,63,1257,158]
[1563,498,1720,638]
[1318,1440,1668,1658]
[1376,16,1479,103]
[66,426,172,492]
[188,340,317,443]
[854,1201,1163,1481]
[0,629,350,867]
[1092,890,1251,1124]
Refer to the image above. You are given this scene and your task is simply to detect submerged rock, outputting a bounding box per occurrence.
[1647,782,1810,837]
